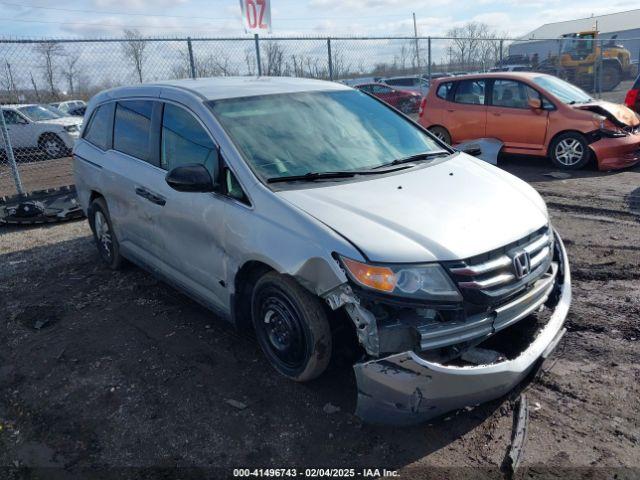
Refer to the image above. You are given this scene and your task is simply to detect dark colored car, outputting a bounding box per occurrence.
[625,74,640,113]
[355,83,421,113]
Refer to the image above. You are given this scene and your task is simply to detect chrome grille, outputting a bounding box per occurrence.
[445,227,554,306]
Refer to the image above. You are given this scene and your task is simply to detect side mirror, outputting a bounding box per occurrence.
[528,98,542,110]
[462,145,482,157]
[165,164,214,193]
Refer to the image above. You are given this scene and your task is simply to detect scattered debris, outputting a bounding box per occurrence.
[226,399,248,410]
[503,395,529,478]
[543,171,572,179]
[323,403,341,414]
[533,402,542,412]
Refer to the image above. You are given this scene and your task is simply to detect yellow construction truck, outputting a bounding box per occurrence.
[537,31,635,92]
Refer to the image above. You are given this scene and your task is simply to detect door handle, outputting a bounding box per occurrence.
[135,187,166,206]
[492,112,501,116]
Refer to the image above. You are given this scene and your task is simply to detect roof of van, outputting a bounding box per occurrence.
[149,76,351,100]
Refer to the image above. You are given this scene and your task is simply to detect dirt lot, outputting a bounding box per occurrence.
[0,154,639,479]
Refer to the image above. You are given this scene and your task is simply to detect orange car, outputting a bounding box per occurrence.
[419,72,640,170]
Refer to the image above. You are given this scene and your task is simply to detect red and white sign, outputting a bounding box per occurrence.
[239,0,271,34]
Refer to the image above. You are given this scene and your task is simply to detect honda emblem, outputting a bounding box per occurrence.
[513,251,531,279]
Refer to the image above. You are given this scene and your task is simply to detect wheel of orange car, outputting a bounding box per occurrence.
[549,132,590,170]
[251,272,332,382]
[428,126,451,145]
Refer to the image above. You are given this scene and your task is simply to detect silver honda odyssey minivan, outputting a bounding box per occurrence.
[74,77,571,425]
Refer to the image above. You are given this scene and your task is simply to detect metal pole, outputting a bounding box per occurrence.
[413,13,420,73]
[327,37,333,81]
[499,39,504,65]
[593,38,599,96]
[427,37,432,84]
[0,106,24,195]
[598,38,604,98]
[557,39,562,78]
[254,33,262,76]
[187,37,196,79]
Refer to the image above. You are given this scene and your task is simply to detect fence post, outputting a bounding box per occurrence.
[427,37,432,84]
[0,107,24,195]
[187,37,196,79]
[413,12,420,73]
[499,39,504,65]
[598,38,604,98]
[556,39,562,78]
[327,37,333,81]
[254,34,262,76]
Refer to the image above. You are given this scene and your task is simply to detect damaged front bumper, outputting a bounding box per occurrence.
[352,234,571,426]
[590,131,640,171]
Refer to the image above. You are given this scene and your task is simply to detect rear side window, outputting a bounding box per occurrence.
[161,103,217,174]
[114,100,153,162]
[436,82,453,99]
[84,103,113,150]
[453,80,486,105]
[371,84,393,94]
[2,109,24,125]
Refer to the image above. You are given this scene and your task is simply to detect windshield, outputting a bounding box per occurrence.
[18,105,60,121]
[532,75,592,104]
[42,105,66,117]
[208,90,444,181]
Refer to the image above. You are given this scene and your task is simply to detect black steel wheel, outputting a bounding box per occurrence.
[251,272,332,382]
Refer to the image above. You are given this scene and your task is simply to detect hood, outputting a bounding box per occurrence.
[574,100,640,128]
[35,116,82,127]
[277,153,548,263]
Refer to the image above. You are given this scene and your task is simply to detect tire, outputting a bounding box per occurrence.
[398,99,414,114]
[251,272,332,382]
[88,197,123,270]
[428,126,452,145]
[38,134,69,159]
[549,132,591,170]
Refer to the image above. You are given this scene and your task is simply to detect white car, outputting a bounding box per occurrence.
[1,104,82,159]
[50,100,87,116]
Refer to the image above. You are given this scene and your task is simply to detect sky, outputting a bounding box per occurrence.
[0,0,636,39]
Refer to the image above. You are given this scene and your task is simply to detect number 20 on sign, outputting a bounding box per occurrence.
[240,0,271,33]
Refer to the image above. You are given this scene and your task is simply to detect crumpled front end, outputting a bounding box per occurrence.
[335,229,571,426]
[590,130,640,171]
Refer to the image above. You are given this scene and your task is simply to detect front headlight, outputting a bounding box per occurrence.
[64,124,80,133]
[340,256,462,302]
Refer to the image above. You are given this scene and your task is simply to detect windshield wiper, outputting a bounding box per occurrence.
[373,150,450,169]
[267,171,357,183]
[267,164,415,183]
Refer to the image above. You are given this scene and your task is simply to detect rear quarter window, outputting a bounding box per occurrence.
[83,103,114,151]
[436,82,453,100]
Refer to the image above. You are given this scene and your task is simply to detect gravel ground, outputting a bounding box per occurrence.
[0,158,639,479]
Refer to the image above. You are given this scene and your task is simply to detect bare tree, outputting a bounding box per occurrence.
[244,46,257,75]
[61,52,81,95]
[122,29,147,83]
[35,41,65,98]
[446,22,506,71]
[263,41,287,76]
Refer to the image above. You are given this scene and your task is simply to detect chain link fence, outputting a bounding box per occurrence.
[1,34,639,201]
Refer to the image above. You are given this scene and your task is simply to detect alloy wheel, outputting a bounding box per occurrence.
[94,211,113,260]
[555,138,584,166]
